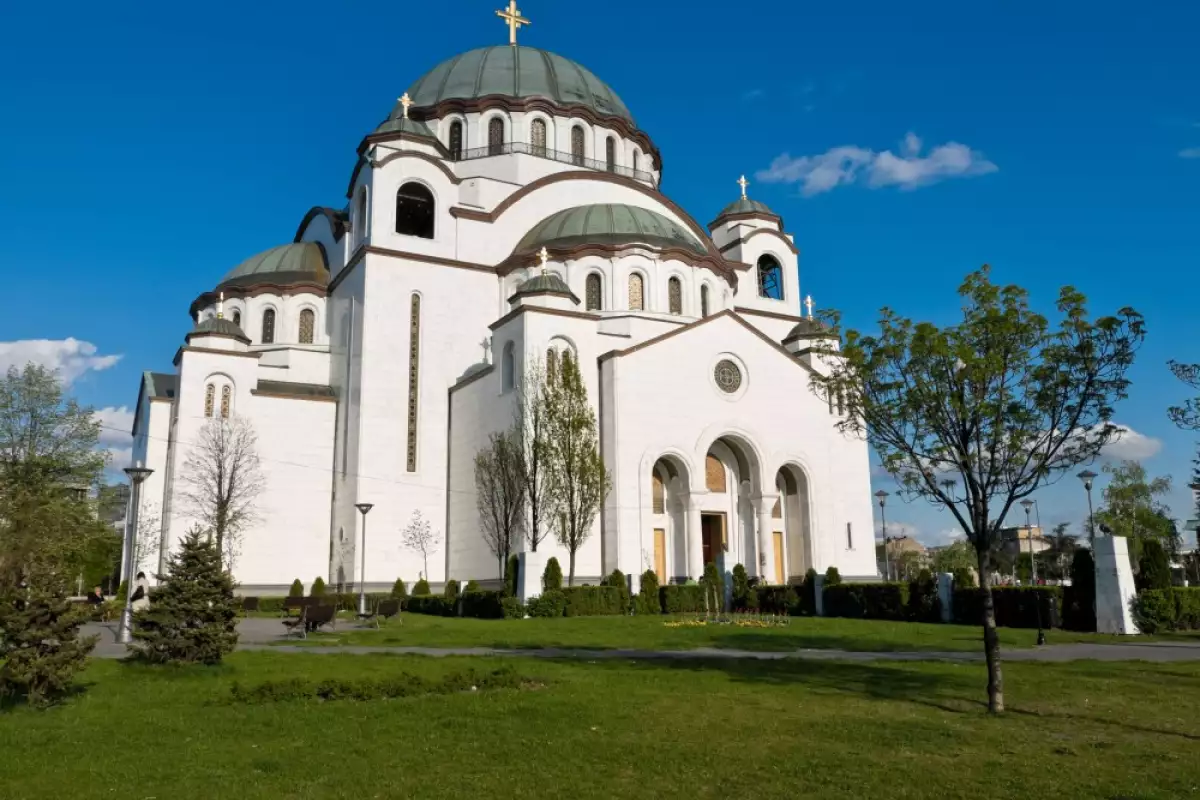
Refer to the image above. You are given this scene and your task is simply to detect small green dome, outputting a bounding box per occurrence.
[784,318,837,341]
[373,116,437,137]
[515,272,573,296]
[218,243,328,290]
[516,204,706,256]
[401,46,633,123]
[188,316,249,343]
[717,197,777,218]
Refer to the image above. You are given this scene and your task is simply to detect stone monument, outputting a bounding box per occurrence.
[1093,535,1140,635]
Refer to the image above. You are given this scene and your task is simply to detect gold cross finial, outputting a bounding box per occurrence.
[737,174,750,198]
[398,93,413,119]
[538,246,550,273]
[496,1,530,46]
[217,291,225,320]
[805,295,814,320]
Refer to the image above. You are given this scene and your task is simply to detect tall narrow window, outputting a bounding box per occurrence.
[628,273,644,310]
[571,125,585,165]
[220,385,231,419]
[355,189,368,240]
[531,118,547,156]
[668,277,682,314]
[585,273,602,311]
[488,117,504,156]
[846,522,853,549]
[652,472,665,514]
[757,255,784,300]
[448,120,463,160]
[204,384,215,417]
[298,309,315,344]
[261,309,275,344]
[396,182,435,239]
[546,348,558,382]
[631,150,639,173]
[605,137,616,172]
[406,294,421,472]
[700,285,710,318]
[232,309,242,328]
[502,342,515,391]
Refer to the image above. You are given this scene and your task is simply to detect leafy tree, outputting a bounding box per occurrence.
[542,557,563,592]
[1137,539,1173,591]
[952,567,976,588]
[503,554,519,598]
[1094,460,1175,560]
[544,353,611,585]
[816,266,1144,712]
[400,510,437,581]
[1168,360,1200,431]
[931,540,975,575]
[515,360,556,552]
[178,416,264,569]
[131,526,239,665]
[1037,522,1078,582]
[474,427,526,578]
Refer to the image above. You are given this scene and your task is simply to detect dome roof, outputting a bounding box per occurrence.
[784,318,837,341]
[187,316,249,343]
[516,204,706,256]
[717,197,777,218]
[218,243,328,291]
[514,272,573,296]
[401,46,633,124]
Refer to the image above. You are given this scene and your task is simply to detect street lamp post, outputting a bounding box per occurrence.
[875,490,890,581]
[355,503,375,615]
[117,465,154,645]
[1021,498,1045,645]
[1078,470,1099,546]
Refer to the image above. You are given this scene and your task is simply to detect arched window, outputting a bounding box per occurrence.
[531,118,547,156]
[407,294,421,472]
[220,385,231,419]
[571,125,585,165]
[652,471,665,514]
[585,273,602,311]
[488,117,505,156]
[705,455,725,493]
[546,348,558,382]
[232,309,242,328]
[502,342,515,391]
[630,150,639,173]
[448,120,463,160]
[605,137,616,172]
[355,189,368,239]
[204,384,215,417]
[628,273,644,311]
[395,182,435,239]
[668,277,682,314]
[700,285,710,318]
[298,309,315,344]
[757,255,784,300]
[261,309,275,344]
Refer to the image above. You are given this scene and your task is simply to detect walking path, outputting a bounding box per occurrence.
[82,618,1200,664]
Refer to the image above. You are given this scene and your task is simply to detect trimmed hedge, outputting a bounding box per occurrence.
[755,585,798,615]
[659,584,705,614]
[1132,587,1200,633]
[952,586,1062,629]
[501,597,525,619]
[461,590,504,619]
[824,582,909,620]
[527,590,566,618]
[562,586,626,617]
[406,595,452,616]
[635,571,660,616]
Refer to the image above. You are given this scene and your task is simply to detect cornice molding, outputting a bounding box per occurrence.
[189,282,328,319]
[718,227,799,256]
[293,207,348,243]
[489,304,599,331]
[708,210,786,232]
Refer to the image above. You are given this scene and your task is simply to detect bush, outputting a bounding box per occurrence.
[461,590,504,619]
[391,579,408,599]
[0,570,96,708]
[798,568,819,616]
[504,555,520,598]
[131,527,239,665]
[702,562,725,613]
[755,585,798,615]
[730,564,754,611]
[1173,587,1200,630]
[543,558,563,593]
[562,586,626,617]
[1062,549,1096,632]
[953,586,1062,629]
[527,590,566,618]
[230,667,522,704]
[1132,589,1175,634]
[952,567,976,589]
[636,570,661,615]
[412,578,431,596]
[406,595,452,616]
[907,569,940,622]
[660,584,706,613]
[1138,540,1173,592]
[333,592,389,612]
[444,579,460,606]
[825,582,909,620]
[501,597,526,619]
[288,579,304,598]
[310,577,326,597]
[464,580,481,593]
[604,569,630,614]
[257,597,285,614]
[824,566,842,587]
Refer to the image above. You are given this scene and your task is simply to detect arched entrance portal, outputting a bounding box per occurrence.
[776,464,814,583]
[649,456,690,584]
[693,436,763,581]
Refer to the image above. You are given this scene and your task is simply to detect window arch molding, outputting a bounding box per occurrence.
[584,271,604,311]
[394,179,437,239]
[442,115,467,153]
[699,282,712,318]
[501,340,517,392]
[756,252,786,301]
[568,120,590,163]
[296,303,319,344]
[546,334,578,362]
[202,372,236,418]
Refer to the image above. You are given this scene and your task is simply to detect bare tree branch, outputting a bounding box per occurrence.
[400,510,437,581]
[474,428,526,578]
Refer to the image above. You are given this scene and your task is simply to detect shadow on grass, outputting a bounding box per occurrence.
[704,630,986,654]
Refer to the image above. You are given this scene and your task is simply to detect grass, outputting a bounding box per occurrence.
[290,611,1195,653]
[2,651,1199,798]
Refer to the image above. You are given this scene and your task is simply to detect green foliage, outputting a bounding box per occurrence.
[464,580,481,593]
[754,585,798,615]
[230,667,523,704]
[659,584,705,613]
[1094,461,1176,557]
[561,586,626,617]
[1130,588,1200,634]
[798,568,819,615]
[391,578,408,599]
[500,596,526,619]
[730,564,753,611]
[908,569,941,622]
[952,586,1062,629]
[527,590,566,618]
[952,568,976,589]
[288,579,304,597]
[1063,549,1096,632]
[823,566,842,587]
[131,527,239,665]
[931,540,976,575]
[461,590,504,619]
[412,578,431,596]
[701,562,725,612]
[504,555,519,598]
[604,569,627,590]
[636,570,661,615]
[406,595,452,616]
[824,583,910,620]
[542,557,563,592]
[443,579,460,605]
[1137,539,1173,591]
[310,577,326,597]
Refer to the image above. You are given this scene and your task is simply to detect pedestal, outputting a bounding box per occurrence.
[937,572,954,623]
[1093,535,1139,635]
[517,550,550,606]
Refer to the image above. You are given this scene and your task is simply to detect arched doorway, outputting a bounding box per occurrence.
[776,464,814,583]
[650,455,690,584]
[695,435,763,581]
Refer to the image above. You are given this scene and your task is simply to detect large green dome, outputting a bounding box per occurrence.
[218,243,328,290]
[400,46,633,124]
[516,204,706,256]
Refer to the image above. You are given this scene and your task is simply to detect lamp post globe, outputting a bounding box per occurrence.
[1077,470,1099,545]
[355,503,375,615]
[117,465,154,645]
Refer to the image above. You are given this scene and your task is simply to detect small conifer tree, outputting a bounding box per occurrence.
[702,562,725,613]
[504,554,520,597]
[311,577,326,597]
[391,578,408,599]
[444,579,460,604]
[1138,539,1173,591]
[637,569,661,615]
[824,566,843,587]
[131,527,239,665]
[731,563,752,610]
[412,577,431,595]
[542,557,563,592]
[288,578,304,597]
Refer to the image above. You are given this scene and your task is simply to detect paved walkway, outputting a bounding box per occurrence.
[82,618,1200,664]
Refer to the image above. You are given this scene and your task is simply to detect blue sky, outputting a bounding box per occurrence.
[0,0,1196,545]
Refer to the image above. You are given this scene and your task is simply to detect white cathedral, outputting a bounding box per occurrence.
[129,10,879,594]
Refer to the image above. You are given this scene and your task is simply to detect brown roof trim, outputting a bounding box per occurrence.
[328,245,496,295]
[293,207,348,243]
[781,332,839,347]
[718,227,799,256]
[507,289,582,305]
[184,330,250,346]
[251,389,337,403]
[345,148,462,199]
[494,242,738,286]
[733,306,805,324]
[173,346,262,366]
[190,282,328,319]
[489,304,599,331]
[449,364,495,394]
[450,207,491,222]
[708,210,786,232]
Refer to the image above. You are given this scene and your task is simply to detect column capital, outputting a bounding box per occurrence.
[752,493,780,514]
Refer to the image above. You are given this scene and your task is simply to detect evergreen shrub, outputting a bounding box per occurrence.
[1062,549,1096,632]
[461,590,504,619]
[562,586,626,616]
[542,558,563,592]
[412,578,432,596]
[824,566,842,587]
[636,570,661,615]
[659,584,705,613]
[527,590,566,618]
[1137,540,1173,592]
[391,579,408,599]
[500,597,526,619]
[504,555,520,597]
[288,579,304,597]
[0,570,96,707]
[310,577,326,597]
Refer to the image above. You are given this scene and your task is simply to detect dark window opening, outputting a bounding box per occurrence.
[396,182,435,239]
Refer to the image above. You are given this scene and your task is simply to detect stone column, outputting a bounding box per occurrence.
[686,496,704,580]
[755,495,778,583]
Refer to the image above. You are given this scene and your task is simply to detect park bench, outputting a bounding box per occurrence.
[306,604,337,633]
[241,597,260,613]
[356,598,402,629]
[282,606,308,639]
[281,596,318,617]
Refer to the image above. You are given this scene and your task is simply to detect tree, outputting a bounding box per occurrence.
[1037,522,1078,582]
[474,428,526,578]
[400,509,436,580]
[515,360,556,552]
[178,416,264,569]
[542,557,563,592]
[1168,360,1199,431]
[1137,539,1172,591]
[816,266,1144,713]
[131,526,239,664]
[931,539,975,575]
[543,353,611,586]
[1094,460,1176,562]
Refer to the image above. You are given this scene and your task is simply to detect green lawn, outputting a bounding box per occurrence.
[293,612,1186,653]
[2,652,1198,798]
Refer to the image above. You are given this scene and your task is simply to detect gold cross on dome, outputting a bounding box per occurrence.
[496,1,530,46]
[538,246,550,273]
[805,295,814,320]
[737,174,750,198]
[398,93,413,119]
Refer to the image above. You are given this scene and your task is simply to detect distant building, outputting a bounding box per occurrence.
[998,525,1051,557]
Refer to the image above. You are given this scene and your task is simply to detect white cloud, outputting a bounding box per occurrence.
[104,447,132,470]
[0,338,121,384]
[95,406,135,447]
[1180,147,1200,159]
[756,132,997,196]
[1100,424,1163,462]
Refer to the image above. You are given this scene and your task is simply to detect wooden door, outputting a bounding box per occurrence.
[773,531,785,585]
[653,529,667,583]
